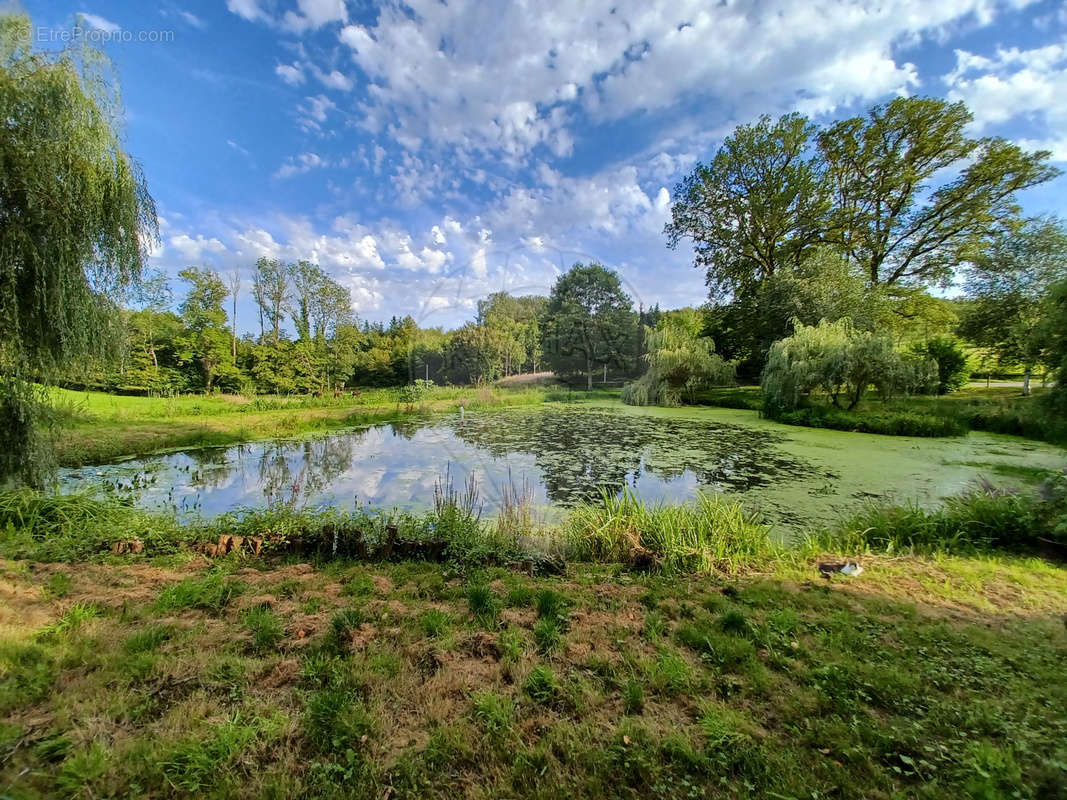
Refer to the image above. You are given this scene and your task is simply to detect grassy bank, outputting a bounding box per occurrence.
[1,549,1064,798]
[47,385,547,466]
[2,480,1065,798]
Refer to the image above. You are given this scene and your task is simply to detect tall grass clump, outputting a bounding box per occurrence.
[564,489,776,573]
[0,489,190,560]
[815,478,1067,555]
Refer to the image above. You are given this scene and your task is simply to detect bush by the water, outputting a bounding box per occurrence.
[761,318,936,414]
[773,406,966,437]
[564,489,776,572]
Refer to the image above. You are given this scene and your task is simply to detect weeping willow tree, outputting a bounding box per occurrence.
[760,319,934,415]
[0,14,157,485]
[622,309,733,406]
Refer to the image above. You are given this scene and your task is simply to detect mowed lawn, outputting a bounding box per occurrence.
[1,552,1064,799]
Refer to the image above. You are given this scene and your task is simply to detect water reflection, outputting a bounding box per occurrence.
[59,407,810,517]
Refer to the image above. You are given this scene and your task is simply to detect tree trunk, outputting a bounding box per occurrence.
[586,355,593,391]
[1023,365,1032,397]
[603,364,607,384]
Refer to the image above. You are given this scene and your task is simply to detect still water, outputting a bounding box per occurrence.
[58,403,1067,530]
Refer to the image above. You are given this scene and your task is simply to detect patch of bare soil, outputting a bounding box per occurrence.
[23,562,192,607]
[496,372,558,386]
[260,658,301,689]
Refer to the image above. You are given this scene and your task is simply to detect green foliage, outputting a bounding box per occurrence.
[666,112,827,301]
[761,318,935,414]
[466,584,498,624]
[0,14,157,484]
[123,624,173,655]
[621,678,645,714]
[910,336,971,395]
[397,379,435,407]
[176,267,239,393]
[817,479,1067,554]
[565,489,776,573]
[522,665,561,706]
[161,715,271,793]
[155,571,243,614]
[442,324,509,384]
[0,488,191,560]
[623,310,733,407]
[533,616,563,654]
[541,263,638,389]
[240,605,283,652]
[0,641,56,712]
[819,97,1059,287]
[470,691,516,744]
[1044,280,1067,416]
[304,688,376,753]
[669,98,1058,377]
[960,217,1067,394]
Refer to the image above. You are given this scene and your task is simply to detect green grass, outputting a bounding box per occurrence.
[1,550,1066,798]
[815,481,1067,554]
[154,571,244,614]
[565,489,777,573]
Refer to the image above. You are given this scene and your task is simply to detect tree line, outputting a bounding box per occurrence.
[68,259,655,397]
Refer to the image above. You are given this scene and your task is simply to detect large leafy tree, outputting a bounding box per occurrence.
[819,97,1059,287]
[176,267,234,392]
[1042,281,1067,416]
[540,263,637,390]
[0,14,157,484]
[252,257,289,345]
[477,292,548,374]
[959,217,1067,395]
[665,113,828,301]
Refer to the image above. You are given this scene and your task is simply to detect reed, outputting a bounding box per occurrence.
[563,488,777,573]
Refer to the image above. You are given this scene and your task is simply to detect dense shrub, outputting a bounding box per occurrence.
[910,337,971,394]
[820,474,1067,554]
[761,319,935,415]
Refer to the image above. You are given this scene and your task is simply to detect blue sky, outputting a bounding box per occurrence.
[20,0,1067,333]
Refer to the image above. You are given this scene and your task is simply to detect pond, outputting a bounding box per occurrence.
[59,402,1067,531]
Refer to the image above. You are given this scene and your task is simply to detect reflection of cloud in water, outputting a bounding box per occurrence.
[57,407,811,518]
